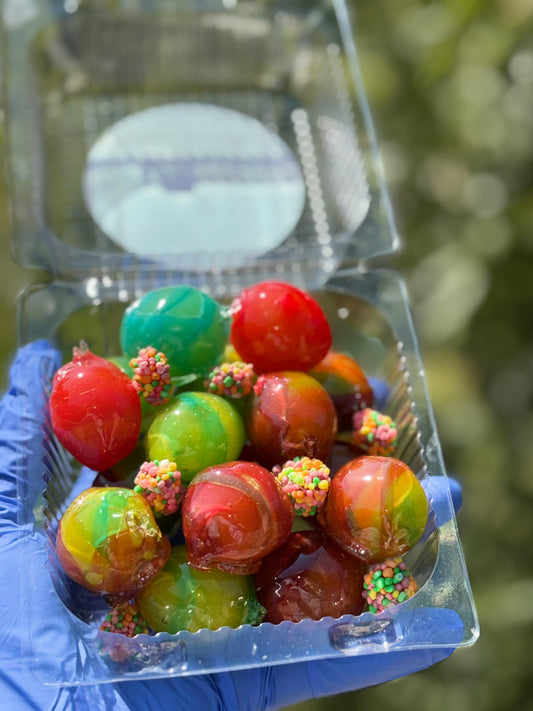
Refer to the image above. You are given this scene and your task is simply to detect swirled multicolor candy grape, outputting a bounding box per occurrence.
[182,461,294,575]
[56,487,171,597]
[317,456,429,563]
[362,558,417,613]
[134,459,184,517]
[274,457,331,517]
[204,361,255,399]
[99,602,151,637]
[311,350,374,430]
[352,408,398,456]
[130,346,172,405]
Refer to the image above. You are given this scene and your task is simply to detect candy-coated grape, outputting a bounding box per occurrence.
[182,461,294,575]
[254,530,365,623]
[120,285,229,376]
[317,456,429,563]
[246,371,337,469]
[56,487,170,598]
[50,343,141,471]
[310,350,374,430]
[145,392,245,485]
[230,281,331,374]
[137,545,265,633]
[310,350,373,401]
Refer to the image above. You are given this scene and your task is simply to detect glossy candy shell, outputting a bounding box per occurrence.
[120,285,230,376]
[182,461,294,574]
[310,350,374,430]
[146,391,245,485]
[254,530,365,623]
[137,545,265,633]
[230,281,332,374]
[56,487,171,597]
[50,348,142,471]
[246,371,337,469]
[317,456,429,563]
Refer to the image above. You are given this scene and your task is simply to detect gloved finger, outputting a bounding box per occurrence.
[446,476,462,513]
[226,608,463,710]
[115,673,244,711]
[422,475,462,528]
[303,607,464,702]
[0,340,61,526]
[0,526,134,711]
[367,376,390,410]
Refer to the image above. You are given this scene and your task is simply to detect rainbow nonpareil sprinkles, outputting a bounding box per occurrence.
[362,557,417,613]
[274,456,330,517]
[134,459,184,516]
[352,407,398,456]
[130,346,172,405]
[99,602,151,637]
[205,361,255,398]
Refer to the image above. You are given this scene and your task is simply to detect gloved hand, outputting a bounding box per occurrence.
[0,341,464,711]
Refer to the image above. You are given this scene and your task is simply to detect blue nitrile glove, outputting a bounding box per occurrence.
[0,341,464,711]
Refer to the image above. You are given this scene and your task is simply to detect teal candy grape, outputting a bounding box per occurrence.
[137,545,265,633]
[145,391,245,485]
[120,285,230,376]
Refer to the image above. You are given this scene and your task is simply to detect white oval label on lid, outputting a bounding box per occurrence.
[82,103,306,266]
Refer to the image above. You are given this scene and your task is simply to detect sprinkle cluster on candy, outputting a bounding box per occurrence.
[352,407,398,456]
[134,459,184,516]
[362,558,417,614]
[274,456,331,517]
[130,346,172,405]
[204,361,255,398]
[99,602,151,637]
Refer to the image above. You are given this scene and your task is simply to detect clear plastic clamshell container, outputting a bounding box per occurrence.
[2,0,479,687]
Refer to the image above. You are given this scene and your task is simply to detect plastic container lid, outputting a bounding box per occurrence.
[2,0,399,287]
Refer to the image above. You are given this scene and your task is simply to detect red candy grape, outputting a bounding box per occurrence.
[49,342,142,471]
[246,371,338,469]
[230,281,332,374]
[182,460,294,575]
[254,530,365,623]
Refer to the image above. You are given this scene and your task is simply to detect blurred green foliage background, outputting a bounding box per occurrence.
[288,1,533,710]
[1,0,532,709]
